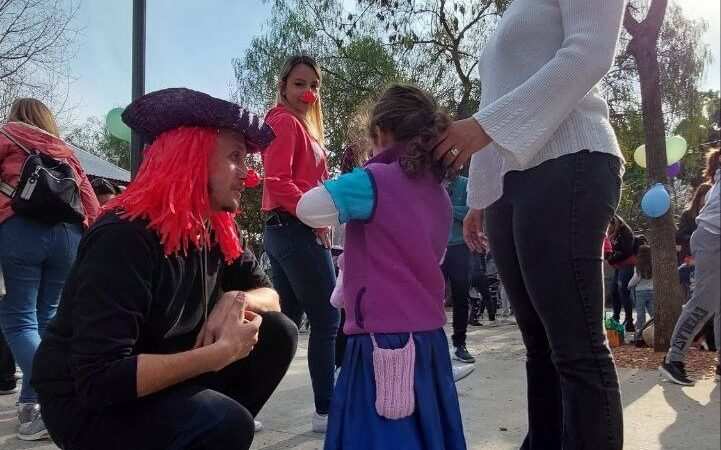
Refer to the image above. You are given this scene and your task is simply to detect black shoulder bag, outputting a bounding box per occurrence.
[0,127,85,225]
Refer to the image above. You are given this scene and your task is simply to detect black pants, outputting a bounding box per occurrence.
[40,312,298,450]
[612,266,634,323]
[441,244,471,347]
[479,275,499,321]
[485,151,623,450]
[0,331,15,384]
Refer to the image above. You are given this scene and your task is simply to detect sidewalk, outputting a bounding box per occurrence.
[1,321,718,449]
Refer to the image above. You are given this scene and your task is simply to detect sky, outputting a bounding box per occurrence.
[65,0,720,127]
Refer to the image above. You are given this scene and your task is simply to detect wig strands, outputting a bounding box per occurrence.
[105,127,242,263]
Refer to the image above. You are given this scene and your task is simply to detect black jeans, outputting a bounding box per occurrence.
[442,244,471,347]
[0,331,15,384]
[612,266,634,323]
[39,312,298,450]
[263,214,339,414]
[485,151,623,450]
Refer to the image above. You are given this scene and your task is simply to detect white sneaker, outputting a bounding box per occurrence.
[254,420,263,432]
[312,412,328,433]
[452,364,475,382]
[485,319,499,327]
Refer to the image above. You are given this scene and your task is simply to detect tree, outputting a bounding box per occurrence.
[65,117,131,170]
[0,0,80,119]
[623,0,685,351]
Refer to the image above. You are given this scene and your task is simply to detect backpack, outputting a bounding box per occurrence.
[0,128,85,225]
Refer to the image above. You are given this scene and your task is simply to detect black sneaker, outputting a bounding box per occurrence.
[715,365,720,383]
[625,320,636,333]
[468,319,483,327]
[634,339,648,348]
[0,379,17,395]
[659,359,695,386]
[453,345,476,364]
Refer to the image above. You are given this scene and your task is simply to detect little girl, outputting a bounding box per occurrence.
[628,245,654,347]
[296,84,466,449]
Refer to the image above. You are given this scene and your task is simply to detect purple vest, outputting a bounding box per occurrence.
[342,154,451,335]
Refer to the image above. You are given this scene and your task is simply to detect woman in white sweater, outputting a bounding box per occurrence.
[435,1,627,448]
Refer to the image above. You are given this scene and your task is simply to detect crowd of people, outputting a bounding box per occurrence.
[0,0,717,449]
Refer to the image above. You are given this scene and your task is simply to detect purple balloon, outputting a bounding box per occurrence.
[666,162,681,178]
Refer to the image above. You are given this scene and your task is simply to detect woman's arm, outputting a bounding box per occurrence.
[263,114,305,214]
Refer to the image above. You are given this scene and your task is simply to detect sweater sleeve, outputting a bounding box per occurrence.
[473,0,626,166]
[69,223,157,411]
[263,113,305,214]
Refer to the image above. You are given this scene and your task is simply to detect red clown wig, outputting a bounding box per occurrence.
[105,127,242,263]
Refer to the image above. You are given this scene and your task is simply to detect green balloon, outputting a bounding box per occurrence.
[666,135,687,165]
[632,135,688,169]
[106,107,131,142]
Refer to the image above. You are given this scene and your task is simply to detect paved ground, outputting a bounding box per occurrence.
[1,320,718,450]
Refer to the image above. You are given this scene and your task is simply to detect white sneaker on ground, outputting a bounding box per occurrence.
[485,319,499,327]
[254,420,263,432]
[312,412,328,433]
[452,364,475,382]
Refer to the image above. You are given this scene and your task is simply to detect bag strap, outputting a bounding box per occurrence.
[0,127,34,156]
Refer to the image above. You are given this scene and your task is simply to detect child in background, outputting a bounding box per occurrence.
[628,245,654,347]
[297,84,466,450]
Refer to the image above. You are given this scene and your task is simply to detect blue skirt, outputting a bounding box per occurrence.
[324,329,467,450]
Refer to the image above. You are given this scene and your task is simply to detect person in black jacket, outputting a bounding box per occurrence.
[676,183,711,263]
[606,215,636,331]
[31,88,297,450]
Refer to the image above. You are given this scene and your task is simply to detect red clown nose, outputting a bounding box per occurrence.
[244,169,261,188]
[299,90,317,104]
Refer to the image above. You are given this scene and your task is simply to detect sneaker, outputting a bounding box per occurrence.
[17,403,49,441]
[715,365,720,383]
[658,359,695,386]
[254,420,263,432]
[311,412,328,433]
[452,364,475,382]
[485,319,499,327]
[468,319,483,327]
[0,379,18,395]
[468,287,481,299]
[625,320,636,333]
[453,345,476,364]
[634,339,648,348]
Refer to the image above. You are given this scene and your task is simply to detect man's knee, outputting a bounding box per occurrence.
[259,311,298,360]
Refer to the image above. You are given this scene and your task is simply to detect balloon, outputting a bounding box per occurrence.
[641,183,671,218]
[665,135,687,165]
[666,162,681,178]
[633,135,688,169]
[633,144,647,168]
[106,107,131,142]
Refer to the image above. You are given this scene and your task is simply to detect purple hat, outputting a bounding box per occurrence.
[121,88,274,152]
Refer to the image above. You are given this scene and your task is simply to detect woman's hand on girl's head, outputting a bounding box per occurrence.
[433,118,492,171]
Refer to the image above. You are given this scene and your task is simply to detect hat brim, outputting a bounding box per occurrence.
[121,88,274,152]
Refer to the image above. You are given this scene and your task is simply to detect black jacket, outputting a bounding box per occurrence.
[32,213,271,411]
[607,225,635,266]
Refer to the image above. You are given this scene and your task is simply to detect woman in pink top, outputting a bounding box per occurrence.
[0,98,99,441]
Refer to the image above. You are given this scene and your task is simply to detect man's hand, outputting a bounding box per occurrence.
[433,117,491,171]
[314,227,332,249]
[194,291,246,349]
[213,309,262,371]
[463,208,488,253]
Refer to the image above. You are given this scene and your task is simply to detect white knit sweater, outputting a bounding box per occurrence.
[468,0,627,209]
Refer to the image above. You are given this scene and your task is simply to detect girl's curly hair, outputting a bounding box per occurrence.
[369,84,450,181]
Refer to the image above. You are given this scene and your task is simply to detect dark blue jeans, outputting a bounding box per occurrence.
[441,244,471,347]
[0,215,82,403]
[485,151,623,450]
[612,266,634,323]
[263,216,339,414]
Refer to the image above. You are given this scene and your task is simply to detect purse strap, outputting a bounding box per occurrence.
[0,126,41,199]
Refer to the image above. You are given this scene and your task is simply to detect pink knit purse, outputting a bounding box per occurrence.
[371,333,416,420]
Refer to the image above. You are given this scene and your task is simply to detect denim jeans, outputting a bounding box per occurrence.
[485,151,623,450]
[0,215,82,403]
[39,312,297,450]
[633,289,654,341]
[612,266,634,323]
[263,216,339,414]
[441,244,471,347]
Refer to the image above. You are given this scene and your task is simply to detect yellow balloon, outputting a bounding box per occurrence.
[634,144,647,168]
[633,135,688,169]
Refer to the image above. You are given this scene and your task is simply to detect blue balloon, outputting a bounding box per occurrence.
[641,183,671,218]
